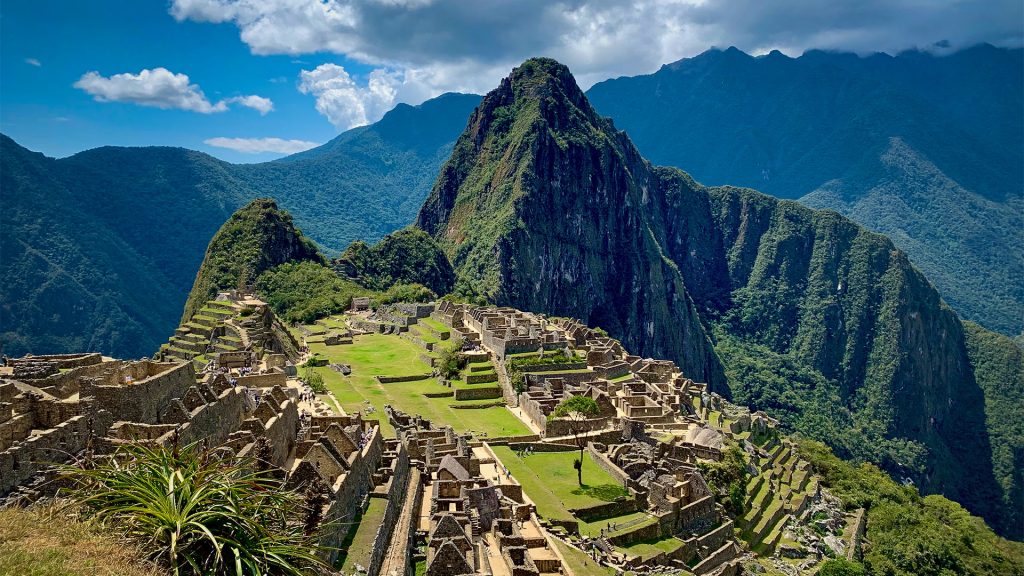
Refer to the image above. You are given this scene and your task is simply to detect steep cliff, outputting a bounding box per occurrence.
[415,58,1011,534]
[417,58,725,388]
[182,198,323,323]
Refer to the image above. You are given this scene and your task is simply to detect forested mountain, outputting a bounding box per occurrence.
[416,57,1020,537]
[586,44,1024,336]
[0,93,480,359]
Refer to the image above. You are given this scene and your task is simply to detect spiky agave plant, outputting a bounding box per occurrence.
[61,441,330,576]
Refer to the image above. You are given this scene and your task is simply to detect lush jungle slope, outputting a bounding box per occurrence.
[587,45,1024,336]
[415,57,1018,537]
[0,93,480,359]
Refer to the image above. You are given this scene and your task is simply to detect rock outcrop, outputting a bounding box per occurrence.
[415,58,1008,533]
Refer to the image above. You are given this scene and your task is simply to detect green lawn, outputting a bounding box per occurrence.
[551,538,616,576]
[620,534,685,558]
[490,447,644,536]
[310,333,529,438]
[337,497,387,573]
[418,317,450,334]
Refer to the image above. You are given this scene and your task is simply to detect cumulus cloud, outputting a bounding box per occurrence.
[73,67,273,114]
[204,136,320,154]
[25,58,42,67]
[298,64,401,129]
[224,94,274,115]
[171,0,1023,124]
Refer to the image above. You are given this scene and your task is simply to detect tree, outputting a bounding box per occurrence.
[549,395,600,485]
[437,338,466,380]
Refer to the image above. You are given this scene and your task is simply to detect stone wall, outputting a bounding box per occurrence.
[367,443,410,576]
[175,388,248,447]
[376,374,434,384]
[83,362,195,425]
[587,444,631,485]
[465,372,499,384]
[319,426,385,565]
[1,414,91,496]
[453,386,502,401]
[569,497,640,522]
[693,542,737,575]
[235,373,287,388]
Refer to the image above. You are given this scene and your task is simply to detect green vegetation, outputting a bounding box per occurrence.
[182,198,323,324]
[586,45,1023,336]
[0,503,164,576]
[0,93,480,360]
[490,447,635,537]
[255,261,368,324]
[798,439,1024,576]
[337,498,388,574]
[550,539,615,576]
[376,283,435,305]
[436,337,467,379]
[817,559,866,576]
[962,321,1024,539]
[550,395,602,485]
[61,441,328,576]
[335,228,455,295]
[713,332,927,477]
[307,333,529,438]
[414,55,1018,536]
[697,443,749,515]
[302,367,327,394]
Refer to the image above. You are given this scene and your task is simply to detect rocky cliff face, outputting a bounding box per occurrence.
[418,58,725,388]
[416,58,1009,534]
[182,198,323,323]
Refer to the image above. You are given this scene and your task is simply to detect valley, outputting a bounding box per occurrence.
[0,47,1021,576]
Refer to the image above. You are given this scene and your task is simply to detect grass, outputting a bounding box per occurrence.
[0,504,165,576]
[620,534,685,558]
[551,539,615,576]
[309,333,530,438]
[417,317,449,333]
[490,447,643,536]
[337,498,388,574]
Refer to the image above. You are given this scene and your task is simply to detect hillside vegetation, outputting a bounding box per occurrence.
[415,57,1020,537]
[587,45,1023,336]
[0,93,480,359]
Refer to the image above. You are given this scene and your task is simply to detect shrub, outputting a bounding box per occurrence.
[436,338,467,379]
[61,442,330,576]
[303,367,327,394]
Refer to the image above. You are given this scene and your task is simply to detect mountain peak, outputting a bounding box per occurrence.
[181,198,322,323]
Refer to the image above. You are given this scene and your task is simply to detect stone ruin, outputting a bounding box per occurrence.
[0,347,385,566]
[386,406,565,576]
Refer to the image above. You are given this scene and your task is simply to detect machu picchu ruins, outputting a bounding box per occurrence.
[2,297,860,576]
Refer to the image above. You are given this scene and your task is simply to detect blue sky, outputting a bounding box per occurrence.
[2,0,1020,163]
[1,1,380,162]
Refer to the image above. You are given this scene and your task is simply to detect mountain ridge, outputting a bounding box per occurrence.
[0,92,479,359]
[415,57,1018,537]
[586,44,1024,335]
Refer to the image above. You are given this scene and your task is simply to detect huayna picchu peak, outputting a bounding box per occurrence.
[417,58,1021,540]
[2,6,1023,575]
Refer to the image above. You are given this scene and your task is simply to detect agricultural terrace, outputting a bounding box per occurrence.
[301,324,529,438]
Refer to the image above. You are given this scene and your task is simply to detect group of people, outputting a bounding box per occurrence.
[516,445,536,458]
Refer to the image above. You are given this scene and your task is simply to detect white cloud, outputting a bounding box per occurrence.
[171,0,1024,126]
[204,136,320,154]
[25,58,42,67]
[73,67,274,115]
[224,94,274,114]
[298,63,401,129]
